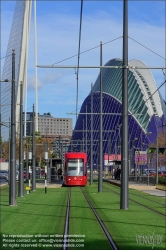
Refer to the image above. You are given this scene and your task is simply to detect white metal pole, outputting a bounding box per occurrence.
[24,9,28,137]
[24,0,32,137]
[34,0,38,132]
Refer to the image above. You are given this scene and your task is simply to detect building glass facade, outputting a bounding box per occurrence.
[71,59,166,169]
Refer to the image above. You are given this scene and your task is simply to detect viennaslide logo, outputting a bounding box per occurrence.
[136,231,163,249]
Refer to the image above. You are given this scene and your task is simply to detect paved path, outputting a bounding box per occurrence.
[0,179,8,186]
[36,179,63,188]
[36,183,62,188]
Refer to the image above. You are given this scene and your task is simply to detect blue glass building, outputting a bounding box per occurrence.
[71,58,166,169]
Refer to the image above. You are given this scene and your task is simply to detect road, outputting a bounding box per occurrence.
[0,178,8,186]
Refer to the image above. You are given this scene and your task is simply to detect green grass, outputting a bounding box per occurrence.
[104,182,166,204]
[84,182,166,250]
[103,182,166,215]
[0,183,166,250]
[69,187,111,250]
[156,184,166,191]
[0,185,68,250]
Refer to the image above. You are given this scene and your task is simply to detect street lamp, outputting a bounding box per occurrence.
[155,115,159,184]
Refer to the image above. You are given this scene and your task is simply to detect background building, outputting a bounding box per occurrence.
[0,0,32,141]
[23,112,72,137]
[38,113,72,138]
[71,58,166,169]
[23,112,34,137]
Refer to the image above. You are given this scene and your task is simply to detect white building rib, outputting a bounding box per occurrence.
[129,59,163,117]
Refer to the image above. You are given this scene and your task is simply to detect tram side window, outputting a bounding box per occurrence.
[68,159,84,176]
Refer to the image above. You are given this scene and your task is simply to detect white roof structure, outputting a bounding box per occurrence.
[129,59,163,117]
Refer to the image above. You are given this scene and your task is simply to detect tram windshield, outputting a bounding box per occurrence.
[67,159,84,176]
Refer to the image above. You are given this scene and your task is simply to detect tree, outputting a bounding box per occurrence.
[149,130,166,166]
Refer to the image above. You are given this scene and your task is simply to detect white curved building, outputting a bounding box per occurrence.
[71,58,166,167]
[1,0,32,140]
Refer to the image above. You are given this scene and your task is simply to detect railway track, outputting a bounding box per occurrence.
[63,187,118,250]
[103,184,166,218]
[80,187,118,250]
[63,187,71,250]
[104,180,166,207]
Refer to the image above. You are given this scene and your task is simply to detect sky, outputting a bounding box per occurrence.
[1,0,166,129]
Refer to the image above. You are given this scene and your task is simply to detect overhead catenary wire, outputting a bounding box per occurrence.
[129,36,166,61]
[0,53,12,60]
[51,36,122,66]
[76,0,83,121]
[51,36,165,67]
[67,80,165,120]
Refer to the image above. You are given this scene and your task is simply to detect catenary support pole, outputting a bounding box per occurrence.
[32,104,36,191]
[34,0,38,132]
[9,49,17,206]
[8,117,10,186]
[83,119,84,152]
[44,145,48,193]
[120,0,129,210]
[156,117,159,185]
[90,83,93,185]
[86,105,87,154]
[98,41,103,193]
[26,145,29,181]
[18,82,24,197]
[58,135,60,158]
[28,151,32,192]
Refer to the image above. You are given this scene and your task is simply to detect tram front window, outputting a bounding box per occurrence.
[67,159,84,176]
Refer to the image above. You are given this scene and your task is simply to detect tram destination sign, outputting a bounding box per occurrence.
[135,151,147,165]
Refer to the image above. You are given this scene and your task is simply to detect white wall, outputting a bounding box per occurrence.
[0,162,9,170]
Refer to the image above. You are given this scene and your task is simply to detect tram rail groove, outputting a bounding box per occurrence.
[80,187,118,250]
[104,180,166,207]
[63,187,71,250]
[103,185,166,218]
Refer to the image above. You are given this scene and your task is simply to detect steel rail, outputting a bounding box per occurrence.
[63,188,71,250]
[103,185,166,218]
[80,187,118,250]
[129,191,166,207]
[105,181,166,207]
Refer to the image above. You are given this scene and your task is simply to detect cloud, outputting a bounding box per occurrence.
[41,70,69,85]
[27,76,43,91]
[2,1,165,127]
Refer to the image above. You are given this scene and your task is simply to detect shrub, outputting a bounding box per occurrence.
[158,176,166,185]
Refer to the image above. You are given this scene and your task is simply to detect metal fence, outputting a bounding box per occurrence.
[128,175,156,185]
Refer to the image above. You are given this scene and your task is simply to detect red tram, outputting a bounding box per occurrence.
[63,152,87,186]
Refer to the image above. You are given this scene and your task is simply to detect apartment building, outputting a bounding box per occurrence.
[23,112,72,138]
[38,113,72,138]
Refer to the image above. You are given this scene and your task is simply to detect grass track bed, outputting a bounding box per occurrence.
[0,185,69,250]
[103,182,166,216]
[69,187,111,250]
[105,181,166,205]
[84,183,166,250]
